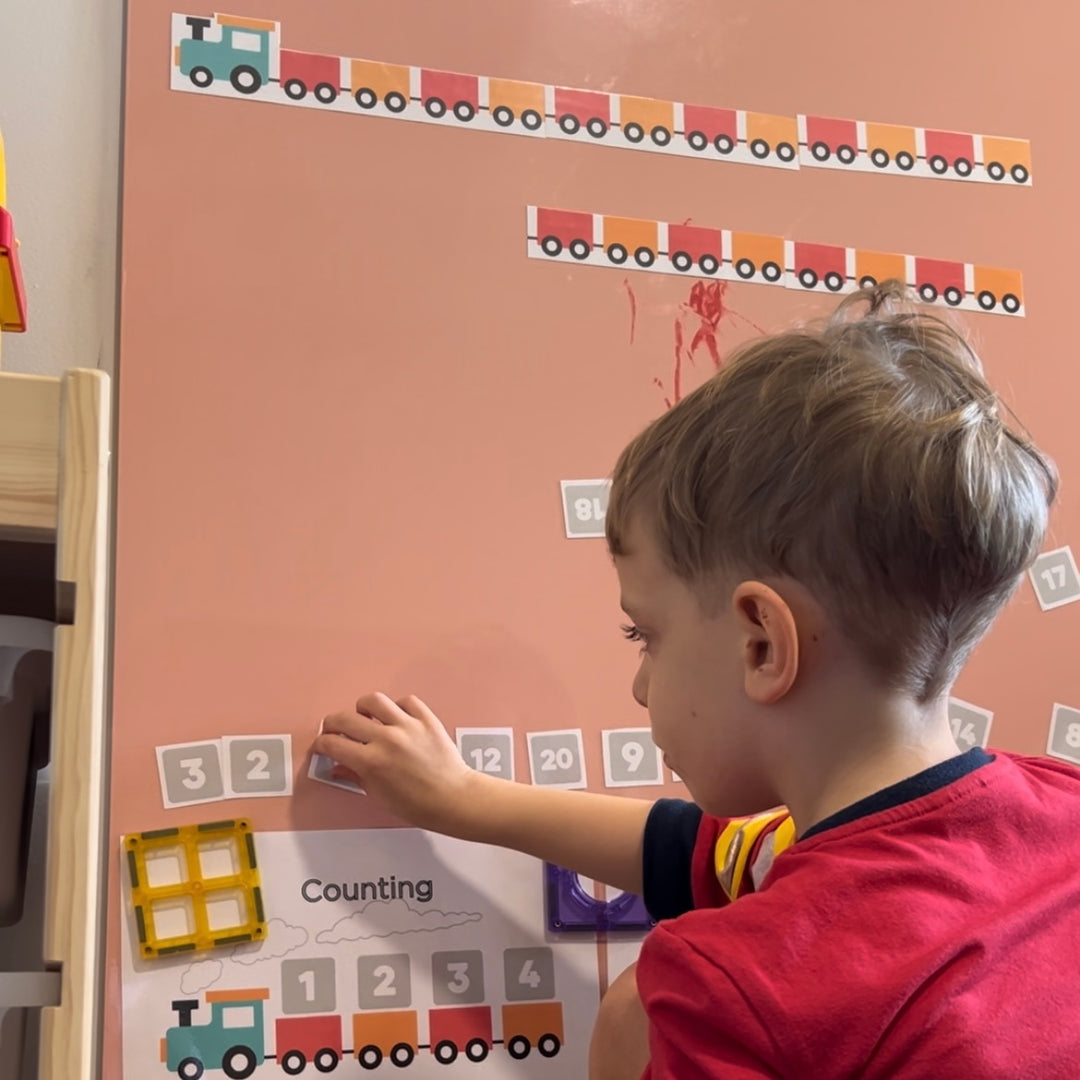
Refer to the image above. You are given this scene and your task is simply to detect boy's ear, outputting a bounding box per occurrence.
[731,581,799,704]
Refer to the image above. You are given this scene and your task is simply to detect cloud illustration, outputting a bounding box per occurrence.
[316,899,482,944]
[180,959,223,994]
[229,918,309,966]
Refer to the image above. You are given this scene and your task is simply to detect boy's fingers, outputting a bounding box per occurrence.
[320,711,384,744]
[396,694,437,724]
[313,730,374,763]
[354,691,410,725]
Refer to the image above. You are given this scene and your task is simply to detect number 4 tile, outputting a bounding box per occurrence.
[1029,546,1080,611]
[1047,704,1080,766]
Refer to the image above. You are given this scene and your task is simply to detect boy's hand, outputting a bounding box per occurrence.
[311,693,479,831]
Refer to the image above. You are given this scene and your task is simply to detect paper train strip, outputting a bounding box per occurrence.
[526,206,1026,318]
[170,13,1032,186]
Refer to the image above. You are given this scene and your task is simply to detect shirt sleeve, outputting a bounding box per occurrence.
[642,799,702,920]
[642,799,730,919]
[637,918,786,1080]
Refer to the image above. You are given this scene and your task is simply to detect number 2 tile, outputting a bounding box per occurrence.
[527,730,586,788]
[224,735,293,797]
[156,740,226,809]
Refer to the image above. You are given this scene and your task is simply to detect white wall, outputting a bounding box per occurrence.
[0,0,123,376]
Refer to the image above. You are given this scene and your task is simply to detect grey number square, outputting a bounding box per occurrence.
[947,699,993,751]
[357,953,412,1010]
[157,742,225,807]
[561,480,610,538]
[431,950,485,1005]
[1048,705,1080,766]
[527,730,586,789]
[503,947,555,1001]
[226,736,291,796]
[456,729,514,781]
[1029,547,1080,611]
[281,957,336,1014]
[603,729,663,787]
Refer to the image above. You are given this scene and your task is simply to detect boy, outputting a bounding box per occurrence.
[312,283,1080,1078]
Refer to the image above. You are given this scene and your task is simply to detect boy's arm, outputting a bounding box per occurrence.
[311,692,653,895]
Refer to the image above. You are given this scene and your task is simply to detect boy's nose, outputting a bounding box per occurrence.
[632,664,649,708]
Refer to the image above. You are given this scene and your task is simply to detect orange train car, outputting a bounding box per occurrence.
[730,231,785,282]
[488,77,545,131]
[601,215,659,267]
[744,112,798,162]
[865,122,918,171]
[982,136,1031,184]
[352,1009,420,1068]
[619,95,675,147]
[502,1002,564,1059]
[854,249,908,289]
[350,59,410,112]
[973,266,1023,313]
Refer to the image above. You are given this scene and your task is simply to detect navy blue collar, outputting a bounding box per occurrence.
[800,747,994,841]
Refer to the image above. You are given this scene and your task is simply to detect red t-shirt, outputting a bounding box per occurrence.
[636,750,1080,1079]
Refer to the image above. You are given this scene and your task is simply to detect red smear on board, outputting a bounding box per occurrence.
[654,281,765,409]
[623,278,637,345]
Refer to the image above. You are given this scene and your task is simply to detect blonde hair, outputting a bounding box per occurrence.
[606,282,1057,703]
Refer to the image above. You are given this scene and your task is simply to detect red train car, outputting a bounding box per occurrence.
[924,129,975,177]
[421,69,480,121]
[683,104,738,155]
[804,116,858,164]
[535,208,593,259]
[555,87,612,137]
[276,1015,342,1074]
[280,50,340,104]
[667,223,723,275]
[792,242,847,291]
[914,257,966,305]
[429,1005,493,1064]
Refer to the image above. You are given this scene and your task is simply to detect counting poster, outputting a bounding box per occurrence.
[110,1,1080,1075]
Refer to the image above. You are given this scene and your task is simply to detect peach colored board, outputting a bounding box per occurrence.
[113,1,1079,1074]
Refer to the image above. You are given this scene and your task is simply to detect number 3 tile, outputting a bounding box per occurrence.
[224,735,293,797]
[156,740,226,808]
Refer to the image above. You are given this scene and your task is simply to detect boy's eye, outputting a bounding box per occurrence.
[620,623,647,645]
